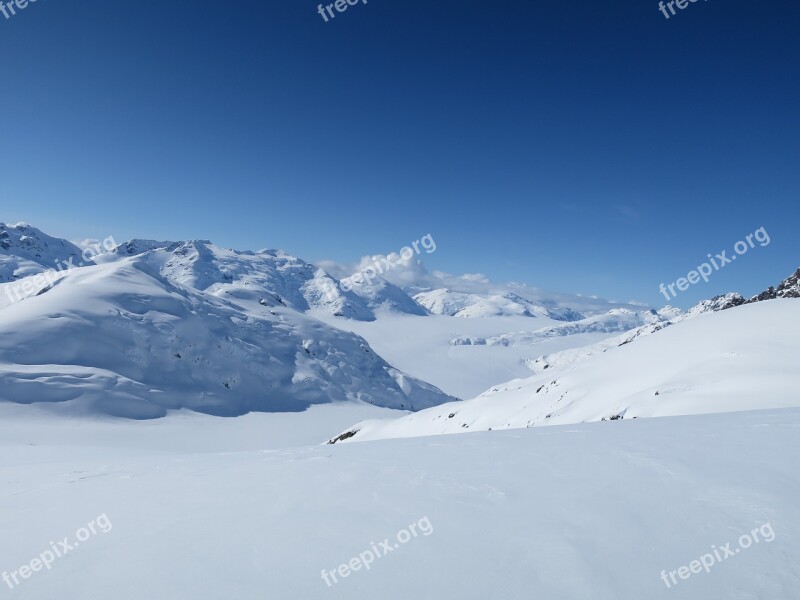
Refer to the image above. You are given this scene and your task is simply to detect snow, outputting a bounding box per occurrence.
[334,299,800,442]
[450,308,668,346]
[413,289,584,320]
[3,224,677,407]
[341,274,428,315]
[0,224,797,599]
[311,310,630,399]
[0,405,797,599]
[0,222,85,285]
[139,240,378,322]
[0,256,454,418]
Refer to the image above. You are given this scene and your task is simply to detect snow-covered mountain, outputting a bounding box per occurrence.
[1,230,425,323]
[3,224,669,406]
[413,289,584,320]
[340,273,428,315]
[0,232,457,418]
[745,267,800,302]
[8,223,791,425]
[685,292,746,316]
[450,308,670,347]
[104,239,380,322]
[686,268,800,315]
[0,222,86,283]
[517,270,800,378]
[330,294,800,443]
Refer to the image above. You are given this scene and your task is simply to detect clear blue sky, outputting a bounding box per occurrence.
[1,0,798,308]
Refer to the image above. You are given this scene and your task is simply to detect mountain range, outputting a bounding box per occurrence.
[330,268,800,442]
[1,221,797,431]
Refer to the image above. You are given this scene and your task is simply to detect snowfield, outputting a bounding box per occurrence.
[1,222,797,599]
[311,309,641,399]
[0,405,797,600]
[333,299,800,443]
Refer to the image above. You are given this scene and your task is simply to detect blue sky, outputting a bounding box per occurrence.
[0,0,798,308]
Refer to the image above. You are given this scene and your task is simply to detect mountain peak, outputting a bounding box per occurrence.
[747,267,800,302]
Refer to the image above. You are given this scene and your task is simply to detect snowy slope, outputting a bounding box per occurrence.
[0,405,797,600]
[341,274,428,315]
[0,222,85,284]
[331,299,800,442]
[450,308,668,346]
[0,255,454,418]
[523,320,675,375]
[313,304,687,399]
[413,289,584,320]
[311,310,642,399]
